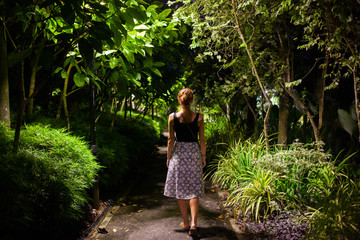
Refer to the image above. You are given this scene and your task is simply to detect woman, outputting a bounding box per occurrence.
[164,88,206,237]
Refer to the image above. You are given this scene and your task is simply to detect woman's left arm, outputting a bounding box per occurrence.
[198,114,206,168]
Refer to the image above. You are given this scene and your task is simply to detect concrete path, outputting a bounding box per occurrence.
[86,146,243,240]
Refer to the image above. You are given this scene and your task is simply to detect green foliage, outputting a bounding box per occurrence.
[0,124,101,239]
[204,115,251,169]
[210,132,359,238]
[211,136,277,221]
[95,114,159,193]
[227,169,284,222]
[305,179,360,240]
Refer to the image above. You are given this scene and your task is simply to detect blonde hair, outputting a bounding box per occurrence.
[177,88,193,106]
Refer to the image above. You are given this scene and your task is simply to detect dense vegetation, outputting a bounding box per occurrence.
[0,0,359,239]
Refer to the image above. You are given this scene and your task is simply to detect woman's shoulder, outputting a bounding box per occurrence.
[168,112,179,121]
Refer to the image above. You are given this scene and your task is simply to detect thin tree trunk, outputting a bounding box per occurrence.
[283,86,322,145]
[243,94,258,137]
[63,65,72,132]
[27,39,45,115]
[278,93,289,148]
[0,20,10,125]
[350,65,360,143]
[318,52,329,131]
[232,0,272,151]
[124,97,127,120]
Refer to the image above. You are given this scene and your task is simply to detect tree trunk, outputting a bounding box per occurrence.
[232,0,272,151]
[284,87,322,146]
[317,52,329,131]
[276,27,291,149]
[123,97,127,120]
[278,93,289,148]
[226,102,231,122]
[27,39,45,115]
[244,94,258,137]
[0,21,10,126]
[351,66,360,143]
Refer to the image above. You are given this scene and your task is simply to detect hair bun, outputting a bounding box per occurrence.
[178,88,193,105]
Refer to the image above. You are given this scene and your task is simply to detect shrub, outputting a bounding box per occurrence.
[253,142,333,206]
[204,115,246,167]
[0,124,101,239]
[305,179,360,240]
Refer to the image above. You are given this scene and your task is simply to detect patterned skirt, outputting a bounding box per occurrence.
[164,141,204,199]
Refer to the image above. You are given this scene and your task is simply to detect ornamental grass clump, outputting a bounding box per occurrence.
[211,135,280,221]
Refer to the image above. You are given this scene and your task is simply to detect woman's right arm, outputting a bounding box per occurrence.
[167,114,175,167]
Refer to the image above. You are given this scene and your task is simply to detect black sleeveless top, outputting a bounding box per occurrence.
[174,112,199,142]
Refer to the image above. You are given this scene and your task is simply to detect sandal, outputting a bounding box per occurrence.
[189,228,198,237]
[179,222,190,231]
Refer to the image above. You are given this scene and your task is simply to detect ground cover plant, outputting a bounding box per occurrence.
[211,137,360,239]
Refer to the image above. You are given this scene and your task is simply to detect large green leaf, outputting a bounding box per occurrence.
[118,56,129,71]
[119,12,135,30]
[89,21,113,41]
[110,23,123,46]
[338,109,357,137]
[78,38,94,66]
[61,4,75,25]
[109,57,118,69]
[158,9,172,21]
[88,37,103,53]
[150,67,162,77]
[73,72,89,87]
[127,7,147,22]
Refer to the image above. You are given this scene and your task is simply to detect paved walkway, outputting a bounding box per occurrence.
[86,146,244,240]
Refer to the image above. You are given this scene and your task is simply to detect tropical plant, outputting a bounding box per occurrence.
[210,135,267,189]
[227,169,284,222]
[305,179,360,240]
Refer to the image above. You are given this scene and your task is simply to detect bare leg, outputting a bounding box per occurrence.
[177,199,189,228]
[189,198,199,229]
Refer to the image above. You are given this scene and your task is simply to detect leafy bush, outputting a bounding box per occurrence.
[305,179,360,240]
[93,114,159,194]
[253,142,333,206]
[210,135,359,239]
[204,115,246,167]
[27,111,160,196]
[0,124,101,239]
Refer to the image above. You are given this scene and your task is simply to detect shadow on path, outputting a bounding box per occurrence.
[86,143,243,240]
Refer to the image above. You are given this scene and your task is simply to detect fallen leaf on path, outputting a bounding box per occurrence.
[211,189,216,192]
[125,229,129,232]
[98,228,108,234]
[113,229,118,232]
[218,214,224,219]
[138,209,143,213]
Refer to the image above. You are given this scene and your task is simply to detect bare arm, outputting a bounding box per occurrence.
[198,114,206,168]
[167,114,175,167]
